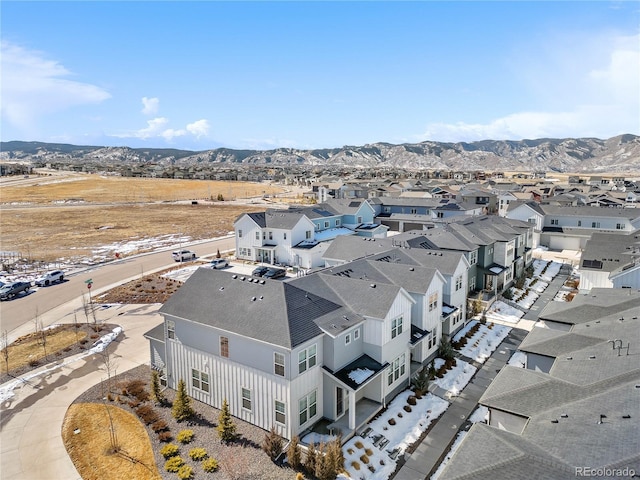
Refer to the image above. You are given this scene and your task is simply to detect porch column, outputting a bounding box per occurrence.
[349,390,356,429]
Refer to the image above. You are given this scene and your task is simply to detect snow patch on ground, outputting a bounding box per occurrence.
[484,301,525,324]
[457,323,511,364]
[433,359,477,396]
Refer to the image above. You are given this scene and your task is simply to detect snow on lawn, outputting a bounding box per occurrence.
[484,300,525,324]
[532,259,562,283]
[336,391,449,480]
[161,265,201,283]
[456,322,511,364]
[507,287,539,309]
[433,359,477,396]
[525,277,548,293]
[0,326,123,404]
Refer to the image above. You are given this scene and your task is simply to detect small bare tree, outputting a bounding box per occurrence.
[1,330,10,374]
[100,345,118,396]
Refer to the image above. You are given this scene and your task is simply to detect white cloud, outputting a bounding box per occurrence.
[0,41,110,130]
[112,117,211,143]
[186,119,210,138]
[421,32,639,142]
[141,97,159,115]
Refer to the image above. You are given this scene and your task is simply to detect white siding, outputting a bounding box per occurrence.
[580,270,613,292]
[611,265,640,289]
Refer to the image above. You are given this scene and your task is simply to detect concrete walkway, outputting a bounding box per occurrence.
[0,304,160,480]
[393,262,572,480]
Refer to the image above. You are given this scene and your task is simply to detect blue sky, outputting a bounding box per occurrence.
[2,1,639,151]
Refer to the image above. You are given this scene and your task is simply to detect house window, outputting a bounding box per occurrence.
[505,267,513,282]
[429,293,438,312]
[384,206,391,213]
[550,219,559,225]
[410,208,418,214]
[220,336,229,358]
[354,328,360,340]
[437,211,444,218]
[167,320,175,340]
[255,231,260,240]
[345,333,351,345]
[391,317,403,339]
[336,219,341,226]
[242,388,251,411]
[469,251,477,265]
[263,232,267,239]
[298,345,317,374]
[238,229,243,238]
[274,352,285,377]
[592,222,600,228]
[306,230,312,239]
[455,275,463,291]
[357,216,362,223]
[577,221,582,227]
[298,390,317,426]
[324,221,329,228]
[616,223,624,230]
[191,369,209,393]
[275,400,286,425]
[469,276,476,292]
[387,354,406,386]
[284,232,287,240]
[269,231,273,240]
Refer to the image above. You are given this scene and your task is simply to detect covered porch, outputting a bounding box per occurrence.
[325,398,382,439]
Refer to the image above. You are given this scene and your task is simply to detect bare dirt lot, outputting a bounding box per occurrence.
[0,175,284,262]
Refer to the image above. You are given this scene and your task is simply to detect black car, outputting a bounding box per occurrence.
[252,266,270,277]
[263,267,287,279]
[0,281,31,301]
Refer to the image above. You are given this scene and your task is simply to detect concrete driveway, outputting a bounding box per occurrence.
[0,303,160,480]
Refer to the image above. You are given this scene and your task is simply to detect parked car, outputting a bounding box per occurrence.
[263,267,287,279]
[35,270,65,286]
[0,281,31,300]
[209,258,229,269]
[172,250,196,262]
[251,266,270,277]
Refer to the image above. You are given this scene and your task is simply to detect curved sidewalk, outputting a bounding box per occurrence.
[0,304,159,480]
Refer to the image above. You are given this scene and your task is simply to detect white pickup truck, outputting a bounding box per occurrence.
[35,270,65,286]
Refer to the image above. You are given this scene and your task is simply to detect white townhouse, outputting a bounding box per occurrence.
[146,266,415,442]
[234,200,386,269]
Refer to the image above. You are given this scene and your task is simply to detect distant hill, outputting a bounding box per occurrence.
[2,135,639,172]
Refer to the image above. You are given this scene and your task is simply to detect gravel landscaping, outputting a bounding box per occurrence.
[72,364,298,480]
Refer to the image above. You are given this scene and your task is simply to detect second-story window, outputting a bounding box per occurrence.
[592,222,600,228]
[345,333,351,345]
[550,219,559,225]
[298,345,317,374]
[391,317,403,339]
[255,231,260,240]
[284,232,287,240]
[616,223,624,230]
[274,352,285,377]
[429,293,438,311]
[336,219,341,226]
[238,229,243,238]
[324,221,329,228]
[354,328,360,340]
[167,320,175,339]
[306,230,312,239]
[220,336,229,358]
[455,275,463,291]
[269,231,273,240]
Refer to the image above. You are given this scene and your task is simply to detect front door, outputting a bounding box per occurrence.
[336,387,344,417]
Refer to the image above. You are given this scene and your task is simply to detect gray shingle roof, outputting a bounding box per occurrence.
[580,231,640,273]
[159,268,330,349]
[539,288,640,325]
[539,204,640,219]
[143,322,165,342]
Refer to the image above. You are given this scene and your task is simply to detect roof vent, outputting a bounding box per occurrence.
[622,414,631,419]
[240,276,246,281]
[259,295,264,300]
[219,287,224,291]
[251,296,256,301]
[589,355,596,359]
[560,413,568,418]
[232,274,237,279]
[550,419,559,424]
[409,267,414,271]
[370,283,376,288]
[260,280,265,285]
[566,356,573,360]
[598,414,607,424]
[331,324,337,329]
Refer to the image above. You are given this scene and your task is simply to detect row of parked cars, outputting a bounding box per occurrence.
[0,270,65,301]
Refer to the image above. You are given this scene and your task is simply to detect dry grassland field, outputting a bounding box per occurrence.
[0,175,285,262]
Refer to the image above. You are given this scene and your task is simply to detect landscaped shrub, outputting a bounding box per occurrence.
[407,395,417,406]
[124,379,149,402]
[404,405,412,413]
[127,399,140,409]
[360,454,369,464]
[502,289,514,300]
[217,399,236,443]
[296,473,305,480]
[158,431,173,442]
[365,448,373,456]
[262,426,283,462]
[287,435,302,470]
[388,418,396,426]
[177,429,194,444]
[189,447,208,461]
[164,456,184,473]
[160,443,179,459]
[135,405,159,424]
[202,457,219,473]
[354,441,364,449]
[151,420,168,432]
[177,465,193,479]
[351,461,361,471]
[172,379,194,422]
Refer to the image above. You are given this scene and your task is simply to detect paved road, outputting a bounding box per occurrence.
[0,236,235,337]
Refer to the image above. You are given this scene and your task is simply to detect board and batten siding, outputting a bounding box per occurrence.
[167,341,292,439]
[290,365,324,435]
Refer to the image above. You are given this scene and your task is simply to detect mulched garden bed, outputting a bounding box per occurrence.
[73,364,297,480]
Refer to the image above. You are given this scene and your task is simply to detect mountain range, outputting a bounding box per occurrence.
[2,134,639,172]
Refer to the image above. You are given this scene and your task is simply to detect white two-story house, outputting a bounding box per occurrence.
[146,265,415,442]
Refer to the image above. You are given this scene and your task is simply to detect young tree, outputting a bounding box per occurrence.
[413,367,430,397]
[262,426,283,462]
[438,338,455,361]
[216,399,236,443]
[216,249,221,259]
[172,379,194,422]
[1,330,9,374]
[151,370,164,405]
[287,435,302,470]
[327,435,344,476]
[100,345,118,395]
